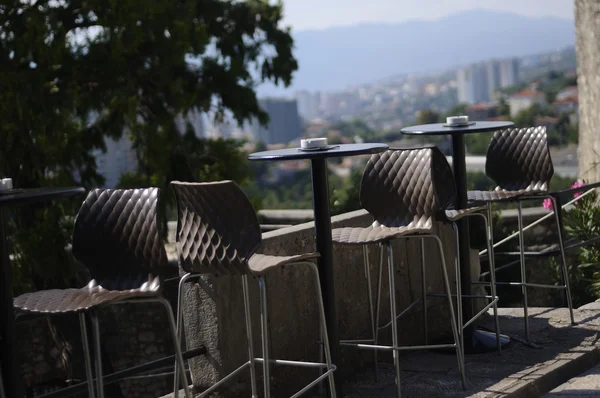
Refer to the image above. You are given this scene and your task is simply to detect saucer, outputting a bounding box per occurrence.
[298,145,340,152]
[0,188,24,195]
[442,122,476,127]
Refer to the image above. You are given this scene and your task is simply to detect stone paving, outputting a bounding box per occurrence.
[541,300,600,397]
[343,307,600,397]
[543,364,600,397]
[166,307,600,397]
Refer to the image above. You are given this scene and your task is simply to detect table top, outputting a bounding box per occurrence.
[248,143,389,161]
[0,186,85,207]
[400,121,515,136]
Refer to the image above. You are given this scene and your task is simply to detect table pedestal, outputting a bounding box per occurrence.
[451,135,475,349]
[310,158,341,396]
[0,208,23,398]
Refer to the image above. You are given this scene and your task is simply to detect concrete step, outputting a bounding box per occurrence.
[543,363,600,397]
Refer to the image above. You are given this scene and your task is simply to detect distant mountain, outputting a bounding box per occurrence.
[259,9,575,95]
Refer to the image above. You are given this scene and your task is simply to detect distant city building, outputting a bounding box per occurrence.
[93,135,137,188]
[337,92,360,116]
[174,108,206,138]
[457,63,489,104]
[295,90,321,120]
[508,89,546,117]
[499,58,520,88]
[486,61,501,101]
[319,92,340,117]
[555,86,578,101]
[250,98,302,145]
[552,96,578,114]
[423,83,439,96]
[206,119,235,139]
[457,58,520,104]
[93,108,206,188]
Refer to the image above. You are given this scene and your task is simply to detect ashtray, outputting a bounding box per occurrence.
[298,145,339,152]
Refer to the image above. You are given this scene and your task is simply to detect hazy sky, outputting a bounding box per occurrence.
[282,0,574,31]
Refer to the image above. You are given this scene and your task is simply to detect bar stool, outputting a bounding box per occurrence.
[170,181,336,398]
[331,146,467,397]
[13,188,190,398]
[468,126,574,340]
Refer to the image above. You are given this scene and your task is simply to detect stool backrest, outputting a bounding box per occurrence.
[72,188,168,290]
[170,181,262,275]
[485,126,554,192]
[360,146,456,228]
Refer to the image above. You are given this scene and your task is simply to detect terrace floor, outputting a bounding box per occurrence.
[343,306,600,397]
[165,305,600,397]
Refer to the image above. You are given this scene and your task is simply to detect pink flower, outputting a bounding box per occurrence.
[543,197,553,211]
[572,180,585,199]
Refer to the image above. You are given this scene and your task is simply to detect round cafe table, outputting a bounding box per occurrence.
[248,143,388,395]
[0,186,85,398]
[400,120,514,351]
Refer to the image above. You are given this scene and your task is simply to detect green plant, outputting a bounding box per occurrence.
[547,182,600,307]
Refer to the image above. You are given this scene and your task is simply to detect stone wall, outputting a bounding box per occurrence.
[575,0,600,183]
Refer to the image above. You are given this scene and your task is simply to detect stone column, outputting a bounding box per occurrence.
[575,0,600,182]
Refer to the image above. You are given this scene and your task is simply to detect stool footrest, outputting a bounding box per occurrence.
[340,342,456,351]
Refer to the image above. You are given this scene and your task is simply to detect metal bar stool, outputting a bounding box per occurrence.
[13,188,190,398]
[468,126,575,340]
[170,181,336,398]
[331,146,467,397]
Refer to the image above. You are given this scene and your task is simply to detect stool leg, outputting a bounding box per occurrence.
[374,243,385,380]
[550,195,575,325]
[431,235,466,389]
[258,277,271,398]
[307,261,338,398]
[79,313,96,398]
[91,312,104,398]
[420,239,428,345]
[517,201,529,340]
[362,245,378,376]
[174,272,193,397]
[386,242,402,398]
[159,298,191,398]
[318,324,325,398]
[242,275,259,398]
[451,223,464,364]
[483,207,502,353]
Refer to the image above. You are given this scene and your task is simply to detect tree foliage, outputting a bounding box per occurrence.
[1,0,295,187]
[329,119,379,141]
[416,109,441,124]
[0,0,297,291]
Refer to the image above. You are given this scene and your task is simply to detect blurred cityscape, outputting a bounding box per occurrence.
[95,45,578,194]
